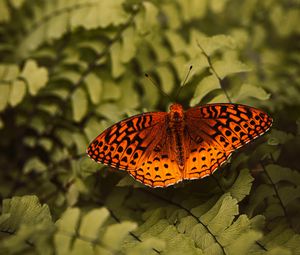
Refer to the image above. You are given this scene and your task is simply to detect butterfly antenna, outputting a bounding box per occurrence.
[175,65,193,100]
[144,73,175,102]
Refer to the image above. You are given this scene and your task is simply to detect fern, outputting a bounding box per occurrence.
[0,0,300,254]
[0,196,54,254]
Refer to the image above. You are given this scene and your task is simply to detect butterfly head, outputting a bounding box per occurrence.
[169,103,184,122]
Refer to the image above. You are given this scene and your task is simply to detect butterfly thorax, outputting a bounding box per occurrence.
[169,103,184,122]
[168,103,187,171]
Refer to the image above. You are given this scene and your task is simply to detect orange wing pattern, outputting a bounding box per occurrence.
[87,112,182,187]
[130,134,182,187]
[87,103,272,188]
[184,103,273,180]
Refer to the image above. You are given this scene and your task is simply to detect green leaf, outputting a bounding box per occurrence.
[270,5,300,37]
[117,175,145,188]
[38,138,53,151]
[79,156,101,177]
[78,40,106,55]
[72,132,88,154]
[85,73,103,105]
[54,70,82,84]
[135,2,159,33]
[209,0,229,13]
[96,103,124,123]
[178,194,254,254]
[29,116,47,134]
[110,41,125,78]
[102,221,137,250]
[55,208,80,232]
[73,0,129,29]
[0,64,19,80]
[79,208,109,239]
[0,196,53,254]
[0,195,53,233]
[157,224,203,255]
[165,30,187,54]
[196,35,237,56]
[266,247,292,255]
[46,10,68,40]
[190,75,220,106]
[178,0,207,21]
[156,65,175,94]
[23,157,47,174]
[232,83,270,102]
[9,79,27,106]
[149,38,171,64]
[71,87,88,122]
[276,186,300,207]
[17,1,129,57]
[265,164,300,186]
[250,215,265,232]
[55,128,74,148]
[117,76,139,110]
[261,225,300,254]
[126,237,165,255]
[201,194,238,234]
[20,59,48,95]
[66,183,79,206]
[226,230,262,255]
[218,215,251,246]
[54,207,138,255]
[208,92,231,103]
[102,79,121,101]
[213,59,251,79]
[84,118,106,141]
[161,3,181,29]
[54,208,81,255]
[190,196,219,218]
[269,129,294,145]
[121,27,137,63]
[246,184,274,217]
[226,168,254,202]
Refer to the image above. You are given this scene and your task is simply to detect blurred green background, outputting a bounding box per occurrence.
[0,0,300,254]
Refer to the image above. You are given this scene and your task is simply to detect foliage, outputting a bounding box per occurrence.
[0,0,299,254]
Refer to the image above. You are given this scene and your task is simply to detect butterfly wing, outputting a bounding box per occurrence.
[129,131,182,188]
[87,112,182,188]
[184,103,273,180]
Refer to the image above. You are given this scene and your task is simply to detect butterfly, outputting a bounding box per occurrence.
[86,102,272,188]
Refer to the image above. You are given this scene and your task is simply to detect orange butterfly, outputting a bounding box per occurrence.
[87,102,272,188]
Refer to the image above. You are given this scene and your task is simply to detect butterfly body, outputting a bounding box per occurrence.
[87,103,272,188]
[167,103,186,170]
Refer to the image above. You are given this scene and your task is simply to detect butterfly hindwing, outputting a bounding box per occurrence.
[184,140,232,180]
[129,136,182,187]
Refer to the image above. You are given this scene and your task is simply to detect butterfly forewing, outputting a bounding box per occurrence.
[184,103,273,180]
[87,112,166,169]
[186,103,273,151]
